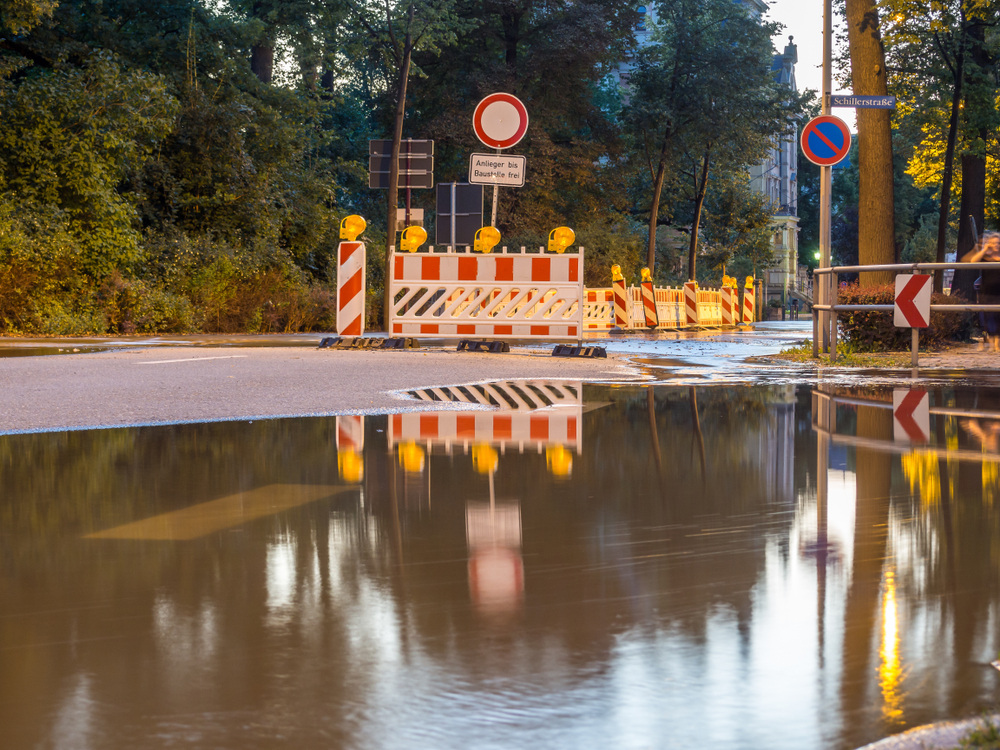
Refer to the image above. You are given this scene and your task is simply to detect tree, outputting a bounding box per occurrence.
[700,173,777,281]
[622,0,801,278]
[843,0,896,285]
[346,0,469,328]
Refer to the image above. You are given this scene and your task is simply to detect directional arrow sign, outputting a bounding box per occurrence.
[894,274,932,328]
[893,389,929,443]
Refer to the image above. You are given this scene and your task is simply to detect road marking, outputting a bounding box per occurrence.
[136,355,248,365]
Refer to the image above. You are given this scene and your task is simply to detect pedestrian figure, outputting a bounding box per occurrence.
[962,232,1000,352]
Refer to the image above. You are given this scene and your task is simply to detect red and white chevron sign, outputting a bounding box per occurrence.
[336,242,366,336]
[893,389,929,443]
[894,274,931,328]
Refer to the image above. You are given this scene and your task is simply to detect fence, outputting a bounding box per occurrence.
[812,262,1000,365]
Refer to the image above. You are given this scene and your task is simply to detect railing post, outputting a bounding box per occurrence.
[812,301,819,358]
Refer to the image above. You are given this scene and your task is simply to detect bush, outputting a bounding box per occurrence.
[837,282,973,351]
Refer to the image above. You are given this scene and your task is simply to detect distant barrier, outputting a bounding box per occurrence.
[585,285,728,330]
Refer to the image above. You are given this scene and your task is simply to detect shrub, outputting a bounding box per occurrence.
[837,282,973,351]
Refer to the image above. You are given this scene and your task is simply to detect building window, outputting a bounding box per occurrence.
[637,6,646,30]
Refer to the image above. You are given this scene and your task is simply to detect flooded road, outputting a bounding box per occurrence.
[3,381,999,749]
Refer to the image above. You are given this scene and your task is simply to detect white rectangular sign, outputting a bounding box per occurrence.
[469,153,526,187]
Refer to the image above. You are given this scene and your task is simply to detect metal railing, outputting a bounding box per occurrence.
[811,262,1000,366]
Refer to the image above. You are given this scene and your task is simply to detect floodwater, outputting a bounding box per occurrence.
[2,381,999,750]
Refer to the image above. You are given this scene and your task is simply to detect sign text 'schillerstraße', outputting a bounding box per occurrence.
[469,153,526,187]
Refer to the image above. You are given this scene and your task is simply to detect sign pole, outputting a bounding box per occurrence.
[818,0,833,353]
[450,182,457,250]
[490,148,500,228]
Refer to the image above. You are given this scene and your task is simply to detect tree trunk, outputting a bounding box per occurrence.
[383,8,414,331]
[934,41,964,292]
[251,43,273,84]
[687,149,711,281]
[646,130,672,272]
[951,20,989,301]
[844,0,895,286]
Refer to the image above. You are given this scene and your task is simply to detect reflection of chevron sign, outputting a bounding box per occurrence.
[893,389,929,443]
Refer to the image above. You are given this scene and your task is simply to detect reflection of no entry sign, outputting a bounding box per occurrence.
[473,93,529,150]
[801,115,852,166]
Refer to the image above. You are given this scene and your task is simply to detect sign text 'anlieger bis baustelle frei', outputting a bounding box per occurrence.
[468,153,526,188]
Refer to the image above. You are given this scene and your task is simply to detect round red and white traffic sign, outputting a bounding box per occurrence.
[473,93,529,150]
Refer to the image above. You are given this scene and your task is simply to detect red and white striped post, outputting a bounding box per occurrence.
[336,215,367,337]
[683,281,700,326]
[611,265,630,329]
[720,280,735,326]
[639,268,658,328]
[741,276,755,325]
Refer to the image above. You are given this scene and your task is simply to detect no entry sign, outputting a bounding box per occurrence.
[473,93,529,150]
[801,115,852,167]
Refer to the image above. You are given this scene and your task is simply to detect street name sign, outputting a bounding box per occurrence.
[801,115,852,167]
[369,139,433,157]
[469,153,526,187]
[473,93,529,150]
[368,171,434,190]
[831,95,897,109]
[893,389,930,444]
[369,155,434,174]
[893,274,931,328]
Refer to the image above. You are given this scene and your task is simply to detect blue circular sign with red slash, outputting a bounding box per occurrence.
[801,115,852,166]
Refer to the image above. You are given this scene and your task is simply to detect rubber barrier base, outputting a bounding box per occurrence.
[319,337,417,350]
[552,345,607,358]
[456,340,511,354]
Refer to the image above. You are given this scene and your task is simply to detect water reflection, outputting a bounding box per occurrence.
[1,382,999,749]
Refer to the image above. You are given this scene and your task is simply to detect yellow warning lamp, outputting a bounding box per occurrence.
[398,441,425,474]
[546,445,573,478]
[641,267,652,283]
[472,444,498,475]
[340,214,366,241]
[400,225,427,253]
[474,226,501,254]
[611,264,624,283]
[745,275,755,289]
[338,450,364,483]
[547,226,575,254]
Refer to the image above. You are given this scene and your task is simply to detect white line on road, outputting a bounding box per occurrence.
[136,355,248,365]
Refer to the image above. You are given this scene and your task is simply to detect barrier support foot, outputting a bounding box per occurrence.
[552,344,607,358]
[457,340,510,354]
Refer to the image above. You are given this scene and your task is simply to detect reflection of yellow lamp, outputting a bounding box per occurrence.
[398,441,425,474]
[546,445,573,477]
[340,214,366,241]
[474,226,501,254]
[641,267,652,283]
[611,264,624,283]
[472,444,498,475]
[400,225,427,253]
[547,226,575,253]
[338,450,364,483]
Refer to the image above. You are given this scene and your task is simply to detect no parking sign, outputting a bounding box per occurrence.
[801,115,852,167]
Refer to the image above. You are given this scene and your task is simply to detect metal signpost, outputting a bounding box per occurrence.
[471,93,529,227]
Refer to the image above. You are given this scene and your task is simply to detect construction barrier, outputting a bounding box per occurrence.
[611,265,630,329]
[335,215,367,337]
[388,247,585,339]
[720,285,737,326]
[697,288,723,326]
[639,268,658,328]
[585,285,727,330]
[742,277,756,324]
[583,289,616,332]
[683,281,700,326]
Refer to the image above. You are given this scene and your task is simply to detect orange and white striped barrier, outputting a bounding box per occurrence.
[683,281,700,326]
[336,215,367,337]
[611,265,630,329]
[583,289,616,331]
[639,268,658,328]
[389,246,584,339]
[742,277,756,324]
[697,288,723,326]
[720,284,736,326]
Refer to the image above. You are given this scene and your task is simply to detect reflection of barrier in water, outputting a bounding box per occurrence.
[336,415,364,482]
